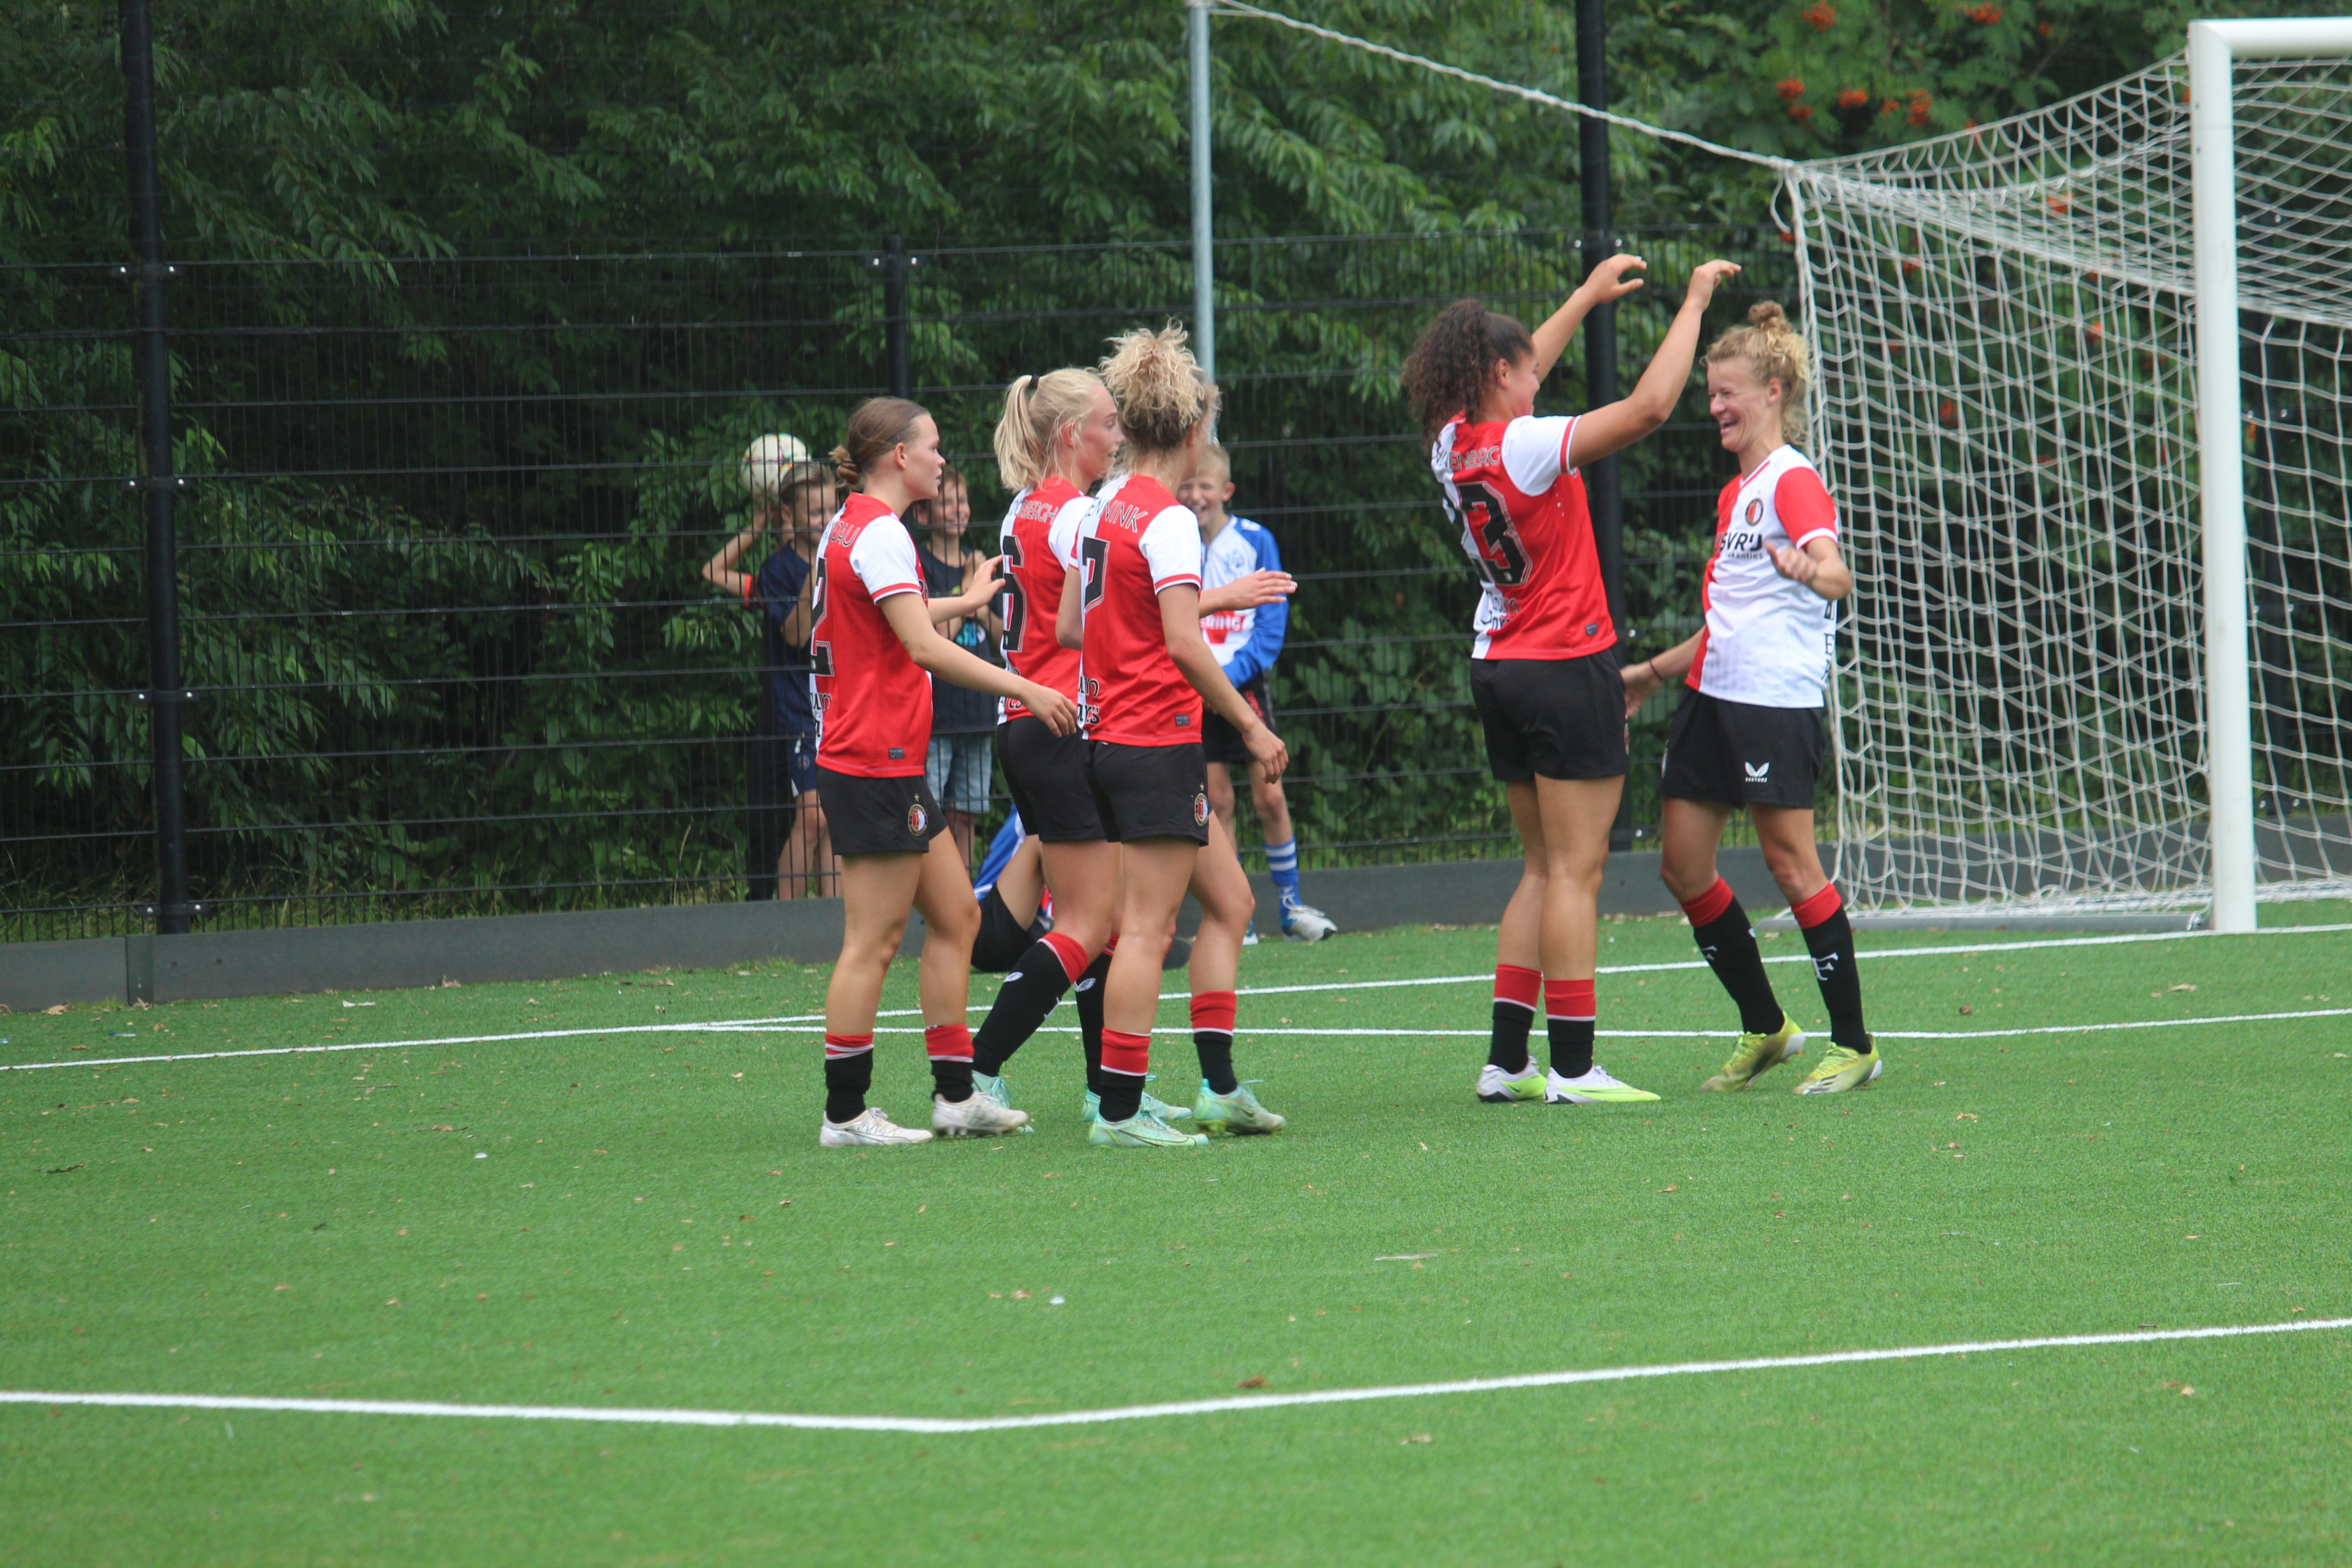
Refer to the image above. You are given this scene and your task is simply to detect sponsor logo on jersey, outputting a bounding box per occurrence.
[1745,498,1764,525]
[1193,790,1210,827]
[1585,622,1600,638]
[1174,714,1190,728]
[907,800,928,837]
[888,747,905,760]
[1744,761,1771,782]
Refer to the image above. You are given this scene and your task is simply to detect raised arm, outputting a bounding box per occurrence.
[1566,260,1743,472]
[1528,253,1652,381]
[699,505,771,598]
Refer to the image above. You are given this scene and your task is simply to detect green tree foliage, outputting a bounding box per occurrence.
[3,0,2277,930]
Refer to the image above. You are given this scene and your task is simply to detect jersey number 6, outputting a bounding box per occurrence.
[1452,480,1529,589]
[1000,532,1029,654]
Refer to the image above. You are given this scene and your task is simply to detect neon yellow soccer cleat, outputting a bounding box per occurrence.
[1793,1041,1883,1095]
[1702,1015,1807,1092]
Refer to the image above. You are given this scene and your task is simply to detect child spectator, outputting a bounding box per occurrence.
[1178,442,1336,942]
[701,454,835,897]
[913,464,1001,867]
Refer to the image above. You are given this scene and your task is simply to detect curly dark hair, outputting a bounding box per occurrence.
[1400,300,1536,439]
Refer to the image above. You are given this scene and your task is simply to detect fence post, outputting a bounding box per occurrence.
[1577,0,1634,848]
[119,0,194,937]
[1188,0,1216,380]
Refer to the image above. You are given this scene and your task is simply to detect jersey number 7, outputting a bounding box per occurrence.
[1080,535,1109,611]
[1451,480,1529,588]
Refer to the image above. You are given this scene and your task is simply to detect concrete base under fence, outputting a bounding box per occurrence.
[0,845,2214,1011]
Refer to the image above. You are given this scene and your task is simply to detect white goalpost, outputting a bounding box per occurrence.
[1789,20,2352,929]
[1213,6,2352,929]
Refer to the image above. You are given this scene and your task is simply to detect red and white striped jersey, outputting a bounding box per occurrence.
[1431,413,1615,660]
[995,476,1093,722]
[1689,445,1839,709]
[811,493,930,777]
[1077,472,1204,747]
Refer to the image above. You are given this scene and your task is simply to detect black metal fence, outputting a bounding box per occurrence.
[3,225,1796,941]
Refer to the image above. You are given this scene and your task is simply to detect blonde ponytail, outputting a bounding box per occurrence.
[992,369,1106,491]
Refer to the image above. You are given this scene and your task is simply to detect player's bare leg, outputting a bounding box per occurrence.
[1185,814,1285,1132]
[819,849,932,1143]
[1749,802,1877,1091]
[1488,776,1655,1105]
[778,791,831,899]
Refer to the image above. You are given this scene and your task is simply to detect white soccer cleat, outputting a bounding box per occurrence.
[818,1107,934,1147]
[1476,1060,1547,1103]
[1543,1065,1661,1105]
[932,1091,1031,1138]
[1279,900,1337,943]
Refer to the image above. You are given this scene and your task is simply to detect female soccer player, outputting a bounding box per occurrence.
[1622,302,1880,1094]
[965,369,1283,1128]
[1063,324,1289,1149]
[1402,254,1741,1109]
[809,398,1079,1147]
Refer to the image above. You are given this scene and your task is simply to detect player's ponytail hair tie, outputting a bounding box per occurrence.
[993,368,1105,490]
[1705,301,1811,445]
[1401,298,1537,441]
[1099,322,1216,454]
[831,396,930,489]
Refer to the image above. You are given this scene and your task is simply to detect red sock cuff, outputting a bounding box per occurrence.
[1493,963,1542,1011]
[1790,882,1844,930]
[922,1023,973,1062]
[823,1033,874,1058]
[1100,1027,1152,1077]
[1039,930,1090,983]
[1189,990,1237,1035]
[1543,979,1596,1020]
[1102,932,1120,954]
[1679,876,1737,927]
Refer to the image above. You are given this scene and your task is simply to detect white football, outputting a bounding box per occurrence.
[740,432,811,496]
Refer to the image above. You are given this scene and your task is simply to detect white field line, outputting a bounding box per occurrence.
[4,1317,2343,1436]
[10,922,2346,1075]
[714,1005,2352,1042]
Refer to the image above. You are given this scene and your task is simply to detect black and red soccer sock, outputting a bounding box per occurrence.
[1488,963,1540,1074]
[823,1033,874,1123]
[1191,990,1238,1095]
[1544,978,1596,1080]
[1680,876,1784,1036]
[925,1022,975,1102]
[1074,939,1116,1096]
[1791,883,1870,1052]
[971,930,1090,1076]
[1097,1027,1150,1123]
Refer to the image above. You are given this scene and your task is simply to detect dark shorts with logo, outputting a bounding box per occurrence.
[816,766,946,856]
[1200,679,1271,767]
[1085,741,1210,846]
[1658,688,1825,810]
[996,715,1105,843]
[1470,650,1629,783]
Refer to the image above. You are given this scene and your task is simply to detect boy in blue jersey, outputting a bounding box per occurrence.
[1179,442,1336,943]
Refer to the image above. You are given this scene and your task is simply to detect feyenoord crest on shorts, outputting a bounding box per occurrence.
[1193,790,1210,827]
[907,800,927,838]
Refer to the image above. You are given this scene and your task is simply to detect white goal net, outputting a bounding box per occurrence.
[1789,38,2352,919]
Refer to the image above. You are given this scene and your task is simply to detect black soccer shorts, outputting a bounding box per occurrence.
[815,767,947,856]
[1658,687,1826,810]
[1084,741,1211,845]
[1470,650,1629,783]
[995,716,1106,843]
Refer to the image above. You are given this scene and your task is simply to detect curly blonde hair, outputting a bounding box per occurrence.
[1099,322,1216,454]
[1705,301,1811,445]
[992,369,1104,491]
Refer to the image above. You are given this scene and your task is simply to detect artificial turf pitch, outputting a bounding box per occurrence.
[4,910,2349,1566]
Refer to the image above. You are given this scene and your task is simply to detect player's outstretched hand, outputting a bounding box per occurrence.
[1243,721,1289,785]
[967,554,1005,595]
[1683,259,1743,311]
[1023,683,1080,737]
[1769,543,1819,587]
[1621,658,1662,716]
[1576,252,1648,307]
[1201,568,1297,614]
